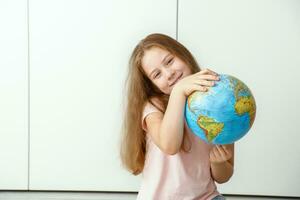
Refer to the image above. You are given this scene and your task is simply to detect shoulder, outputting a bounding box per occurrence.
[141,97,164,132]
[143,97,164,115]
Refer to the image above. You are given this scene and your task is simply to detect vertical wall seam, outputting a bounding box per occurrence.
[176,0,179,40]
[27,0,30,190]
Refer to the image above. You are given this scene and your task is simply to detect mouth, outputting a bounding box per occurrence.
[170,73,183,87]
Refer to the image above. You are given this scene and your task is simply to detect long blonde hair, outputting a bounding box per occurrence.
[120,33,201,175]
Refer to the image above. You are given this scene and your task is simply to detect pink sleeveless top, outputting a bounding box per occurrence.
[136,101,220,200]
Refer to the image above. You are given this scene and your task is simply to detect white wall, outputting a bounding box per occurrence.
[0,0,28,189]
[0,0,299,197]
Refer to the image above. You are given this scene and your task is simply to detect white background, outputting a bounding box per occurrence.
[0,0,299,197]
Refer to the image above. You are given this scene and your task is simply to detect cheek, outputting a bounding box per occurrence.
[186,67,192,75]
[157,79,167,88]
[174,62,187,72]
[151,79,161,89]
[154,79,168,91]
[180,64,192,75]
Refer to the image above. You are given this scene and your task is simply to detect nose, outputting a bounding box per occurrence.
[164,68,175,80]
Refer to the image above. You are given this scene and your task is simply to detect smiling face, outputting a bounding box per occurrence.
[141,47,192,94]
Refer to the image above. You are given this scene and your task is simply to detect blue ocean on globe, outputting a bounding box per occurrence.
[184,74,256,145]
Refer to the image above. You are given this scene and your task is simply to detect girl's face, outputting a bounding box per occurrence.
[141,47,192,94]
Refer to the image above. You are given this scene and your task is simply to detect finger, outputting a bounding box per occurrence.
[219,145,233,161]
[195,80,215,87]
[192,84,208,92]
[198,69,212,75]
[198,86,208,92]
[220,145,230,154]
[213,146,221,157]
[205,68,219,76]
[199,68,219,76]
[196,74,219,81]
[210,148,218,159]
[216,145,227,158]
[207,68,219,76]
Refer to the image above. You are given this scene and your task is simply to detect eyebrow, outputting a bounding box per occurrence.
[149,53,171,78]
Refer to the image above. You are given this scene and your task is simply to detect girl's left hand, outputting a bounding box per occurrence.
[209,145,233,164]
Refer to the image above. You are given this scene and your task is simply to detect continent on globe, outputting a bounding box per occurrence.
[235,96,256,127]
[230,77,256,127]
[197,116,224,142]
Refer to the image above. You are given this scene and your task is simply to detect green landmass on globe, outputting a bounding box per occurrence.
[197,116,224,142]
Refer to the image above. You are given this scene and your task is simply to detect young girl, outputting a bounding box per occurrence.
[120,33,234,200]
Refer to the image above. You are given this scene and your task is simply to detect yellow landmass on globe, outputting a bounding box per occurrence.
[235,96,256,127]
[230,77,256,127]
[234,81,247,100]
[197,116,224,142]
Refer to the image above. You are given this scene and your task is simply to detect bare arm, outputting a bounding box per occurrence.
[144,85,193,155]
[158,88,187,154]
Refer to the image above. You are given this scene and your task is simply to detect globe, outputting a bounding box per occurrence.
[185,74,256,145]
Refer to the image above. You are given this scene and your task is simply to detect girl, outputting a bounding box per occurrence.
[120,33,234,200]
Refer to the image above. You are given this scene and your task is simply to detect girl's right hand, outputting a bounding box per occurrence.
[173,68,220,97]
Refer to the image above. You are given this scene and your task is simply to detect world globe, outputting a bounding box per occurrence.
[185,74,256,145]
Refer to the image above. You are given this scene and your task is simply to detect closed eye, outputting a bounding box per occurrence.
[154,71,161,79]
[167,58,173,65]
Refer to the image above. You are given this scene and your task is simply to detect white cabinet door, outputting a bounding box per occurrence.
[0,0,28,189]
[29,0,176,191]
[178,0,300,197]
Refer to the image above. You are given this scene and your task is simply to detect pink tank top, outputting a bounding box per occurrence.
[136,101,220,200]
